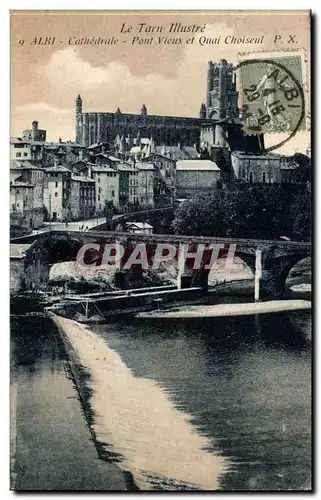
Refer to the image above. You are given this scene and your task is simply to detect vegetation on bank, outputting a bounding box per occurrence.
[172,183,311,241]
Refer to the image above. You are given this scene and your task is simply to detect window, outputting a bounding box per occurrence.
[98,177,100,183]
[55,192,58,197]
[249,172,253,184]
[16,189,19,194]
[16,153,21,158]
[55,182,58,188]
[23,152,28,157]
[17,203,19,207]
[262,171,266,183]
[111,190,115,197]
[98,195,100,201]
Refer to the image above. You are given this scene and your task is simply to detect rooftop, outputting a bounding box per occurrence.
[126,222,153,230]
[10,137,84,148]
[136,162,154,170]
[176,160,220,171]
[94,153,122,163]
[45,165,71,173]
[156,145,199,160]
[117,164,138,172]
[231,151,284,159]
[71,175,95,183]
[10,243,33,259]
[10,181,35,188]
[10,160,43,170]
[91,165,118,173]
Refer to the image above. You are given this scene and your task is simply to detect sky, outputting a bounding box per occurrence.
[10,10,310,155]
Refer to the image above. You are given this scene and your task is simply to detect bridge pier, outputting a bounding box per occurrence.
[259,272,287,299]
[177,273,193,290]
[254,249,262,302]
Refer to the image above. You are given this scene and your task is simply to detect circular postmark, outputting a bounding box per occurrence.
[233,58,305,152]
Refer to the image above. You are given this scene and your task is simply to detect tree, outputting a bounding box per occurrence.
[291,186,311,241]
[172,183,308,240]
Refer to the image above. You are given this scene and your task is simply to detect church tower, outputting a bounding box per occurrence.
[75,95,83,144]
[206,60,238,120]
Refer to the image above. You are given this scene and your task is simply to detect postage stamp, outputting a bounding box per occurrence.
[236,51,307,141]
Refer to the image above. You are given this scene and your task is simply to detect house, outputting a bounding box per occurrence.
[10,138,33,161]
[230,151,284,184]
[70,175,96,219]
[117,163,139,207]
[136,162,154,208]
[176,160,221,198]
[125,222,153,235]
[10,160,45,228]
[91,165,119,213]
[10,181,35,231]
[43,164,72,221]
[142,153,176,205]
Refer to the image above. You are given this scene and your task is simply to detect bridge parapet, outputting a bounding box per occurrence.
[11,229,310,298]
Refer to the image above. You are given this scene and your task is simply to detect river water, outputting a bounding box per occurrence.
[10,315,126,491]
[91,308,311,491]
[11,301,311,491]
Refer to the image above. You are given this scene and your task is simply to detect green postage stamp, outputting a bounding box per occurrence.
[237,52,307,137]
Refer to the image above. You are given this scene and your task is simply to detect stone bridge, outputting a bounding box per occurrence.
[11,230,311,299]
[93,205,175,231]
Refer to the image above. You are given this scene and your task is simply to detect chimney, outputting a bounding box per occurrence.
[54,157,59,167]
[177,142,181,150]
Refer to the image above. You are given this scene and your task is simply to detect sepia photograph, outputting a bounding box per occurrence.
[10,9,311,491]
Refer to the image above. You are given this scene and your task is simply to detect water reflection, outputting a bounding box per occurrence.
[94,310,311,490]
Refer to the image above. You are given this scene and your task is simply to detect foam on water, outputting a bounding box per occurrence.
[53,316,228,490]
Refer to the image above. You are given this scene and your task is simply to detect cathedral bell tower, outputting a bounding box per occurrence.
[75,94,83,144]
[206,60,238,120]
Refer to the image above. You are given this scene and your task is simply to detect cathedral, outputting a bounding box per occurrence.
[75,59,263,153]
[75,97,201,147]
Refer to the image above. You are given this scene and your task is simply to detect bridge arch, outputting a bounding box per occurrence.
[44,237,84,264]
[190,249,256,290]
[260,251,310,298]
[285,257,311,293]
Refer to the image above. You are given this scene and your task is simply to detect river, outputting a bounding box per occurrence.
[10,301,311,491]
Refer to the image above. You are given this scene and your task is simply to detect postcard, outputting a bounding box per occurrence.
[10,10,311,491]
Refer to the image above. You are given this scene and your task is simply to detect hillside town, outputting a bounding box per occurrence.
[10,59,310,236]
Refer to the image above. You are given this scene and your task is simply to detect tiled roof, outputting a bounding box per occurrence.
[71,175,95,183]
[10,181,35,188]
[176,160,220,171]
[45,165,71,173]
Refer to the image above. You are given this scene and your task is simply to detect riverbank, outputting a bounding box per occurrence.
[53,314,228,490]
